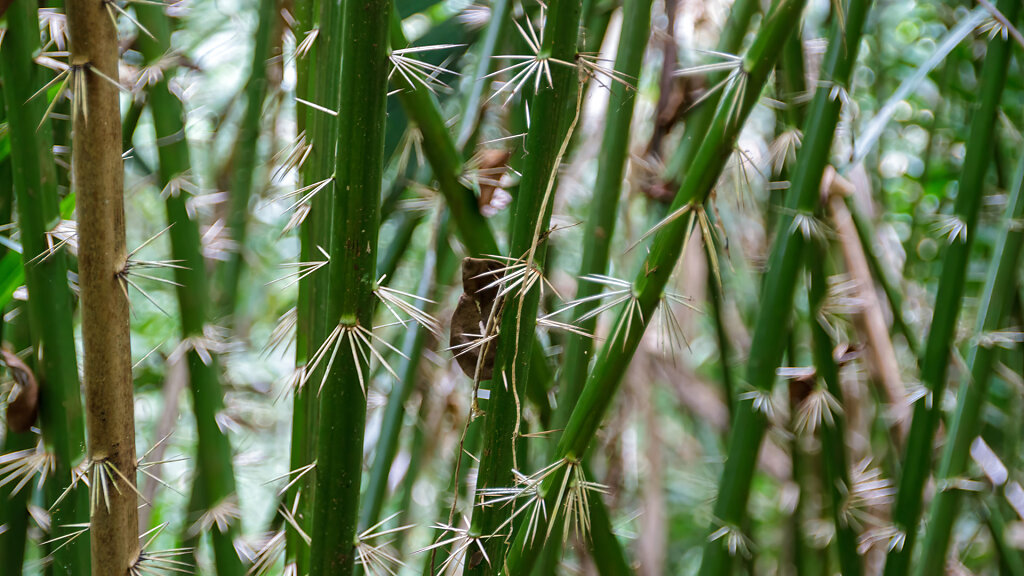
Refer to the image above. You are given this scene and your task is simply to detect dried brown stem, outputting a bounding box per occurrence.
[824,167,908,443]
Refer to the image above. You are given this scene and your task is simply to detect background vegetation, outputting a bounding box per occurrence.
[1,0,1023,573]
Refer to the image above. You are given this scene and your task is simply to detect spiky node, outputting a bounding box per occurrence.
[188,494,241,537]
[305,320,405,396]
[708,521,753,558]
[355,512,414,576]
[0,441,54,495]
[415,516,495,575]
[389,43,463,95]
[132,523,194,576]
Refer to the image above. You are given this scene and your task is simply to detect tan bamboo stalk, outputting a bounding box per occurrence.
[65,1,139,573]
[825,169,908,440]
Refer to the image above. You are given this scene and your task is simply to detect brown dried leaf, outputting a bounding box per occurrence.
[3,348,39,432]
[450,258,503,380]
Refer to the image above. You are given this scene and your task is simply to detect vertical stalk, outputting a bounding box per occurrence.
[215,0,277,318]
[66,0,139,571]
[0,1,90,573]
[466,0,582,569]
[883,0,1018,571]
[360,214,452,530]
[308,0,390,572]
[134,6,247,575]
[288,0,322,571]
[807,246,862,576]
[554,0,654,439]
[916,126,1024,574]
[498,0,811,572]
[698,0,870,571]
[0,108,31,575]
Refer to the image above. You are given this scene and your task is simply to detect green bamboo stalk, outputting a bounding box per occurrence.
[215,0,277,319]
[0,2,90,573]
[66,0,140,570]
[697,1,871,571]
[465,0,583,569]
[135,6,247,576]
[287,0,322,570]
[707,254,735,419]
[915,117,1024,575]
[539,0,653,570]
[289,0,346,569]
[308,0,390,571]
[883,0,1018,570]
[0,307,33,576]
[659,0,759,185]
[807,246,862,576]
[496,0,812,570]
[361,213,453,530]
[454,0,514,151]
[0,135,30,572]
[388,9,555,421]
[554,0,653,441]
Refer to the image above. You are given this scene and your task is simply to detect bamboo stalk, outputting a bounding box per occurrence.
[883,0,1019,570]
[465,0,583,569]
[497,1,812,573]
[215,0,277,319]
[555,0,654,441]
[807,244,862,576]
[916,120,1024,575]
[361,213,452,530]
[0,2,90,573]
[65,0,139,571]
[287,0,322,571]
[827,176,909,438]
[308,0,390,571]
[697,1,871,571]
[134,6,247,575]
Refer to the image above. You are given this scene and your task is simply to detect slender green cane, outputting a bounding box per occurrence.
[660,0,759,185]
[215,0,277,319]
[554,0,653,441]
[497,0,812,570]
[361,213,453,530]
[697,1,871,571]
[0,139,30,573]
[465,0,583,569]
[135,6,247,575]
[0,2,89,572]
[308,0,390,571]
[539,0,653,569]
[916,122,1024,575]
[807,245,862,576]
[288,0,324,570]
[883,0,1019,571]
